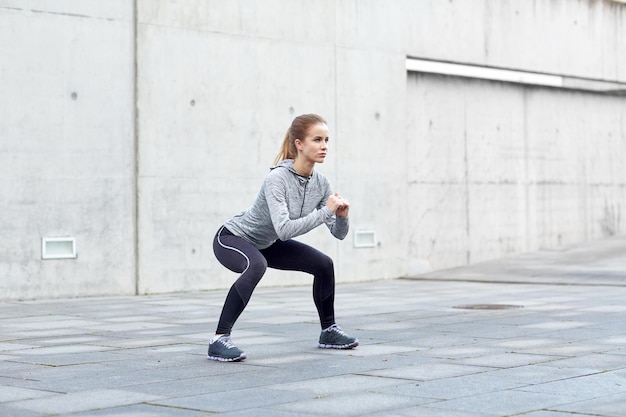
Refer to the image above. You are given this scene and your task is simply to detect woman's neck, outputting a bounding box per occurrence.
[293,158,314,177]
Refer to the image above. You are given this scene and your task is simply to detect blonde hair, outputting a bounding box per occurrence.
[273,114,327,165]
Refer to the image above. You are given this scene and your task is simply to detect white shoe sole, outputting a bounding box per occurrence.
[207,353,247,362]
[318,340,359,349]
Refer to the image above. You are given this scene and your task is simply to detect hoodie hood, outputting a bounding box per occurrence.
[271,159,310,179]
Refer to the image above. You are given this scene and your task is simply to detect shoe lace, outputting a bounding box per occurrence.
[327,325,346,336]
[218,336,236,349]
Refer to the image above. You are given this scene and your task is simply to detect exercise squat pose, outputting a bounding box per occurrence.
[208,113,358,362]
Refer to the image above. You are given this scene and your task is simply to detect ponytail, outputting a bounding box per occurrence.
[273,113,327,165]
[273,129,296,165]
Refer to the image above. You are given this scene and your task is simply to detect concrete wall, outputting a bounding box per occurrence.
[0,1,136,299]
[406,74,626,272]
[1,0,625,300]
[407,0,626,82]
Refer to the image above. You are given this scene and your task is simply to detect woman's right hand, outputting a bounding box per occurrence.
[326,193,346,214]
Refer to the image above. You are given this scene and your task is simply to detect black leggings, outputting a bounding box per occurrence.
[213,226,336,334]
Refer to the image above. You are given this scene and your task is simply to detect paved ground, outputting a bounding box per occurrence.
[1,236,625,417]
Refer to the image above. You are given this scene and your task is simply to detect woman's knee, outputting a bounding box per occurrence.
[234,256,267,297]
[316,253,334,274]
[248,256,268,278]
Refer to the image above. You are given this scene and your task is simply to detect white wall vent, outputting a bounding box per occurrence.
[42,237,77,260]
[354,230,377,248]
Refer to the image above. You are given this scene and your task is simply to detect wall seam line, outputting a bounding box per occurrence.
[132,0,139,296]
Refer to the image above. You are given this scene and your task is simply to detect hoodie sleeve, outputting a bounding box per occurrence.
[265,174,333,241]
[319,180,349,241]
[326,210,349,240]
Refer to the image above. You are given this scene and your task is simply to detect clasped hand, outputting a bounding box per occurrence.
[326,192,350,218]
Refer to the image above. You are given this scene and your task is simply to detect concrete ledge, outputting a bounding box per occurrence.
[407,235,626,287]
[407,57,626,94]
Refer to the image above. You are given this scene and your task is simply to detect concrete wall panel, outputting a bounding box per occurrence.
[406,74,530,269]
[524,89,626,245]
[407,70,626,274]
[139,0,335,44]
[468,183,528,263]
[590,185,626,237]
[0,4,135,299]
[333,48,408,281]
[0,0,129,20]
[407,0,488,65]
[406,0,626,82]
[336,0,408,52]
[407,183,470,272]
[136,10,339,292]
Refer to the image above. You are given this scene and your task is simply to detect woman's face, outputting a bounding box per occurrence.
[297,123,329,164]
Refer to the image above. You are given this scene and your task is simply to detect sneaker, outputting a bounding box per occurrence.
[318,324,359,349]
[208,334,246,362]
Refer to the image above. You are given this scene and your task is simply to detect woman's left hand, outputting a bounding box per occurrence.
[334,193,350,218]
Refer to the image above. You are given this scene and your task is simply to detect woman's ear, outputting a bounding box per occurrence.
[294,138,303,151]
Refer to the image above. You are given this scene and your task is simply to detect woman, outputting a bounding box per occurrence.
[209,113,358,362]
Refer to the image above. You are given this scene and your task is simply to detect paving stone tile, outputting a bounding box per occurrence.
[0,404,44,417]
[63,403,217,416]
[516,412,599,417]
[523,321,593,330]
[268,374,403,396]
[542,353,626,371]
[101,315,167,323]
[495,337,588,349]
[8,350,130,367]
[2,328,89,340]
[435,322,545,339]
[605,346,626,355]
[481,365,602,385]
[33,336,107,346]
[363,362,494,381]
[539,326,624,342]
[517,370,626,398]
[245,315,315,325]
[217,408,320,417]
[17,362,223,392]
[10,389,162,414]
[3,319,104,331]
[355,343,422,356]
[233,335,290,346]
[120,373,256,397]
[95,337,182,349]
[423,345,495,359]
[10,344,115,356]
[374,372,528,400]
[368,405,493,417]
[274,392,425,417]
[455,352,562,368]
[87,322,179,332]
[150,387,311,413]
[0,342,38,351]
[425,390,580,415]
[519,342,615,356]
[551,392,626,417]
[0,385,58,403]
[251,353,327,366]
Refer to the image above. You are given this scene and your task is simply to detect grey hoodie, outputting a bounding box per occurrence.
[224,159,349,249]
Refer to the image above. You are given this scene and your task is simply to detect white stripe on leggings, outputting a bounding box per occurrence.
[216,226,251,274]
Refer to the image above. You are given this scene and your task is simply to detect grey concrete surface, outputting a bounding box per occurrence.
[5,1,626,300]
[412,235,626,287]
[1,237,626,416]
